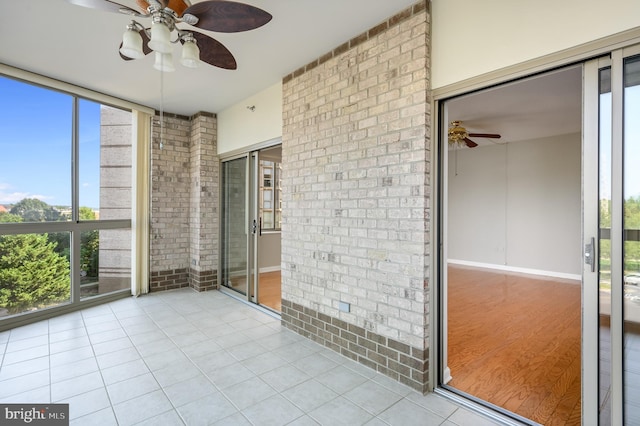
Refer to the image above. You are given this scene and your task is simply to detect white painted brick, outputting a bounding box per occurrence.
[282,5,430,350]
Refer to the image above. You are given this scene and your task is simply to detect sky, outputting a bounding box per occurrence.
[0,76,101,209]
[599,86,640,201]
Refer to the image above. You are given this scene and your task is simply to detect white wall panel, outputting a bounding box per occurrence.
[432,0,640,89]
[217,82,282,155]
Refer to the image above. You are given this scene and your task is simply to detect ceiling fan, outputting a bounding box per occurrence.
[448,120,501,148]
[67,0,272,71]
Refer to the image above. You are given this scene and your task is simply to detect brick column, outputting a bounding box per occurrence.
[149,111,219,292]
[188,112,218,291]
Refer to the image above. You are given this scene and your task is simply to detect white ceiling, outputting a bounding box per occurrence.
[445,65,583,147]
[1,0,416,116]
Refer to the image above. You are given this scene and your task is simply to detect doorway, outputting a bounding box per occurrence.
[438,46,640,425]
[439,66,583,424]
[220,144,282,313]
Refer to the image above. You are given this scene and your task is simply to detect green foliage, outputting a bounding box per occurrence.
[80,207,96,221]
[9,198,61,222]
[0,233,70,314]
[0,199,100,314]
[600,197,640,273]
[81,230,99,281]
[79,207,99,280]
[0,212,23,223]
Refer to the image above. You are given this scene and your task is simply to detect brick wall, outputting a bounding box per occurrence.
[189,113,218,291]
[150,112,219,292]
[281,1,431,392]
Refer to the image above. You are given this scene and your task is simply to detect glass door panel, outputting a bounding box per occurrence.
[256,145,282,312]
[623,54,640,424]
[221,156,248,296]
[594,47,640,426]
[249,152,258,304]
[599,64,613,425]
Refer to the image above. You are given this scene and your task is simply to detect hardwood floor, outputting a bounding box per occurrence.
[447,265,582,425]
[224,271,282,312]
[231,265,583,423]
[258,271,281,312]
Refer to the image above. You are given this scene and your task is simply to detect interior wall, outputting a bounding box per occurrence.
[431,0,640,89]
[258,233,281,272]
[448,133,581,277]
[217,82,283,156]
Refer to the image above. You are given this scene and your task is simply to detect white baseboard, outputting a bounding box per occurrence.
[443,366,453,384]
[447,259,581,281]
[259,266,281,273]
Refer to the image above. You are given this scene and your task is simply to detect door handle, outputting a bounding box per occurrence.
[259,217,262,236]
[585,237,595,273]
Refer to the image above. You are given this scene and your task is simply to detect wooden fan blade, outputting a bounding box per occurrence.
[468,133,501,139]
[188,31,237,69]
[67,0,139,15]
[119,29,152,61]
[184,0,272,33]
[134,0,151,14]
[464,138,478,148]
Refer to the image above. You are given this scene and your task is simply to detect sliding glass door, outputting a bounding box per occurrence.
[439,66,584,424]
[221,155,252,298]
[589,46,640,426]
[220,145,282,312]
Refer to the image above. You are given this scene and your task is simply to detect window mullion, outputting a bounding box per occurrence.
[71,96,81,303]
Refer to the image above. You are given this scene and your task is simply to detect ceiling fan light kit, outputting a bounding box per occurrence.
[447,120,501,148]
[154,51,176,72]
[448,121,469,145]
[148,18,173,54]
[69,0,273,72]
[180,34,200,68]
[119,23,145,58]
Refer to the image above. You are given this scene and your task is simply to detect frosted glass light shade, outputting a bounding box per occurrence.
[119,28,144,59]
[148,22,172,53]
[153,51,175,72]
[180,40,200,68]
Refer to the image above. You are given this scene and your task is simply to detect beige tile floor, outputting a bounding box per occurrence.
[0,289,507,425]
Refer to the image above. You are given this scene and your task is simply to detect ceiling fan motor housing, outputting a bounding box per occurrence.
[448,121,468,144]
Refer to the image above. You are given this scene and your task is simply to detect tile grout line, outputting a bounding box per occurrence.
[112,297,184,425]
[75,306,117,423]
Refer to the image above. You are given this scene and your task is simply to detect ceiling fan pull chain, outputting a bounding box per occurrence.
[159,64,164,150]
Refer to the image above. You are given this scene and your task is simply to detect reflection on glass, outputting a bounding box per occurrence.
[80,229,131,299]
[623,55,640,424]
[599,66,613,425]
[80,101,132,220]
[221,157,248,296]
[0,232,71,317]
[260,159,281,230]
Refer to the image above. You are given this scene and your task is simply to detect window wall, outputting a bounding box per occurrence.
[0,75,134,323]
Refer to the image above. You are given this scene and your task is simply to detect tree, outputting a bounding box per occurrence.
[0,212,22,223]
[80,207,96,221]
[0,214,70,314]
[9,198,61,222]
[79,207,99,281]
